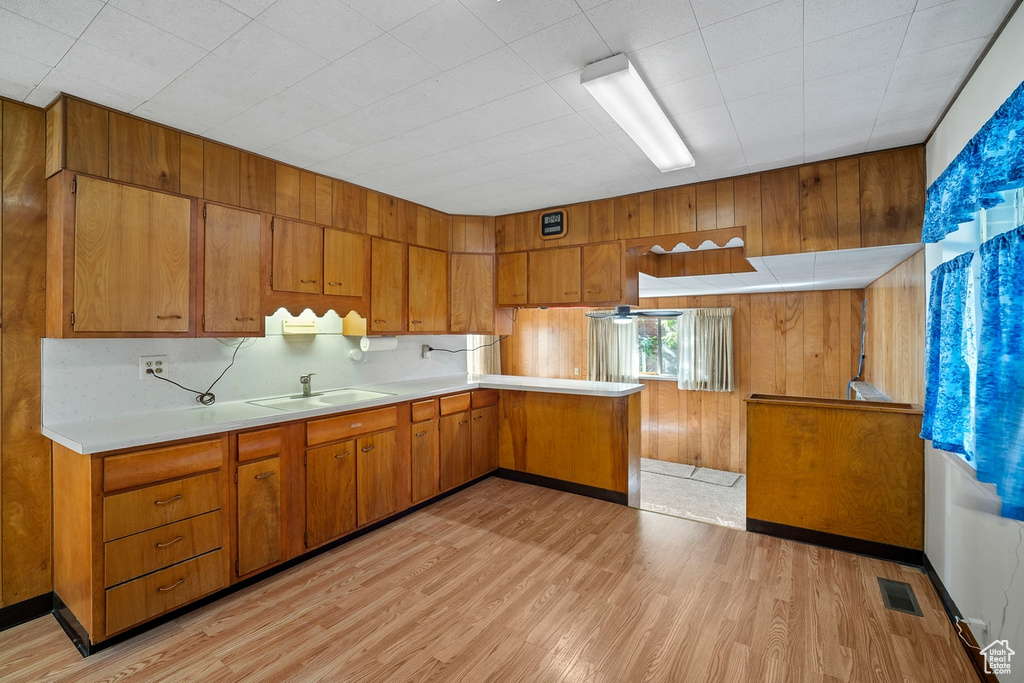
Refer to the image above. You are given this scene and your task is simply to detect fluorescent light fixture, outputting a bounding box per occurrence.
[581,54,694,172]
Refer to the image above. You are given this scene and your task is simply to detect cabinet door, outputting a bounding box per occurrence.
[370,238,405,333]
[496,253,527,306]
[528,248,580,304]
[411,420,438,504]
[450,253,494,333]
[439,412,472,491]
[236,457,282,576]
[471,406,498,478]
[357,430,397,526]
[74,176,191,332]
[408,246,448,333]
[203,204,262,335]
[324,229,365,297]
[582,243,622,303]
[272,218,322,294]
[305,441,356,548]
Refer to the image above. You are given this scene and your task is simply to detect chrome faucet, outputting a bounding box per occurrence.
[300,373,315,397]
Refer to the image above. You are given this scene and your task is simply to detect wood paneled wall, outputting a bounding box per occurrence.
[45,96,496,256]
[501,290,865,473]
[494,147,924,258]
[1,100,51,607]
[863,250,926,405]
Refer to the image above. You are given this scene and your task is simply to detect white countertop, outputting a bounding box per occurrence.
[42,374,643,454]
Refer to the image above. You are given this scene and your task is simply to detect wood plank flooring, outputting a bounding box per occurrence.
[0,478,974,682]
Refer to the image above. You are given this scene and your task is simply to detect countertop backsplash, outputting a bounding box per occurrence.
[43,309,472,424]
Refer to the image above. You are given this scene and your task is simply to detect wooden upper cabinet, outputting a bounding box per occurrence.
[450,253,494,334]
[74,176,191,333]
[272,218,322,294]
[202,204,262,336]
[582,243,621,303]
[408,246,448,333]
[860,147,925,247]
[236,457,282,577]
[324,229,365,298]
[496,252,527,306]
[64,98,109,177]
[108,112,180,193]
[528,247,580,305]
[370,238,405,333]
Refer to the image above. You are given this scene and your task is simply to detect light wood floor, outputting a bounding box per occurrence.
[0,478,975,682]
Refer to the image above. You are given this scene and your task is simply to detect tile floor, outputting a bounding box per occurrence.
[639,458,746,529]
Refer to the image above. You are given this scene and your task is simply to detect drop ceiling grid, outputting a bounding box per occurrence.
[0,0,1015,215]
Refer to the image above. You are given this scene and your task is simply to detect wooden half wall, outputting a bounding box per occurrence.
[501,290,865,473]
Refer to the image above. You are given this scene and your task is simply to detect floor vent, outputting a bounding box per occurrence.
[878,578,923,616]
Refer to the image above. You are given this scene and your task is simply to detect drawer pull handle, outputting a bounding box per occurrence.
[158,578,185,593]
[157,314,182,320]
[361,445,375,452]
[564,291,578,295]
[328,281,342,286]
[373,319,387,324]
[414,431,427,437]
[350,422,363,429]
[155,536,183,549]
[235,316,254,321]
[300,279,317,284]
[334,451,351,459]
[154,494,182,506]
[255,471,275,480]
[459,420,468,425]
[411,320,423,325]
[474,416,483,421]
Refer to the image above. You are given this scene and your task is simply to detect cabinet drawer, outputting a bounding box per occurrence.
[105,510,223,587]
[104,438,224,492]
[439,393,471,415]
[104,472,221,541]
[471,389,498,409]
[410,399,436,423]
[306,406,397,446]
[238,427,282,463]
[105,549,227,636]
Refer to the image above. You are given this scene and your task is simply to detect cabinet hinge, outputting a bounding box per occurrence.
[70,311,75,326]
[71,178,77,194]
[235,559,239,575]
[201,315,205,329]
[270,274,273,287]
[202,205,207,219]
[234,471,238,484]
[303,453,307,466]
[304,531,308,546]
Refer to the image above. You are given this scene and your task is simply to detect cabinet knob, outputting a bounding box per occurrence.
[300,279,317,284]
[255,471,275,480]
[361,445,375,452]
[157,578,185,593]
[155,535,183,549]
[154,494,182,506]
[156,314,182,320]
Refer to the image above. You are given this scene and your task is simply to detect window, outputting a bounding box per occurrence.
[637,317,677,377]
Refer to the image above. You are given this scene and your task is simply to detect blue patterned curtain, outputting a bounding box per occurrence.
[974,226,1024,520]
[923,80,1024,243]
[921,252,975,459]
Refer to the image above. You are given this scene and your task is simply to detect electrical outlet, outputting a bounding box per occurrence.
[139,355,169,381]
[422,345,432,359]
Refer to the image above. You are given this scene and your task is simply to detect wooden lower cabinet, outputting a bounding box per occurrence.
[357,430,397,525]
[236,457,282,576]
[411,419,439,503]
[440,412,472,491]
[305,441,357,548]
[471,406,498,478]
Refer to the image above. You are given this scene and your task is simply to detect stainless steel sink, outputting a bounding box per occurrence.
[247,388,394,412]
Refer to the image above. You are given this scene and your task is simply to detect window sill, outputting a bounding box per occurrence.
[637,374,678,382]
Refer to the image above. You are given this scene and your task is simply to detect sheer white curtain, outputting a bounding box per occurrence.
[677,308,734,392]
[587,314,638,382]
[467,335,501,375]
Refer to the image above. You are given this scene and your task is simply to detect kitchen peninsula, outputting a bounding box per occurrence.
[47,374,641,653]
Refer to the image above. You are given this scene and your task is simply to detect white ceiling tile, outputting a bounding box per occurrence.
[804,0,916,42]
[459,0,581,43]
[728,84,803,139]
[628,30,714,90]
[460,129,547,160]
[52,41,176,100]
[803,60,894,111]
[35,66,149,112]
[524,113,599,147]
[257,0,381,61]
[264,129,355,166]
[804,15,911,80]
[867,127,931,152]
[744,138,804,170]
[0,0,104,38]
[509,13,610,81]
[338,0,444,31]
[0,77,35,102]
[490,84,574,128]
[878,78,960,118]
[900,0,1013,55]
[219,0,276,18]
[174,52,284,108]
[586,0,698,53]
[804,140,868,162]
[222,93,331,140]
[80,5,207,77]
[546,70,601,112]
[332,34,440,94]
[805,97,882,128]
[716,47,802,102]
[0,7,75,66]
[289,61,389,116]
[689,0,778,28]
[652,73,725,116]
[700,0,802,70]
[577,105,622,135]
[447,47,544,102]
[390,0,503,70]
[107,0,249,51]
[0,47,52,90]
[887,36,988,91]
[134,79,255,131]
[671,103,736,139]
[214,20,327,86]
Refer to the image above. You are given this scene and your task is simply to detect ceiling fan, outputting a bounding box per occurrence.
[585,305,683,325]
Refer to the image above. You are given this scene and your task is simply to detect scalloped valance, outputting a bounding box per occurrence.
[923,80,1024,243]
